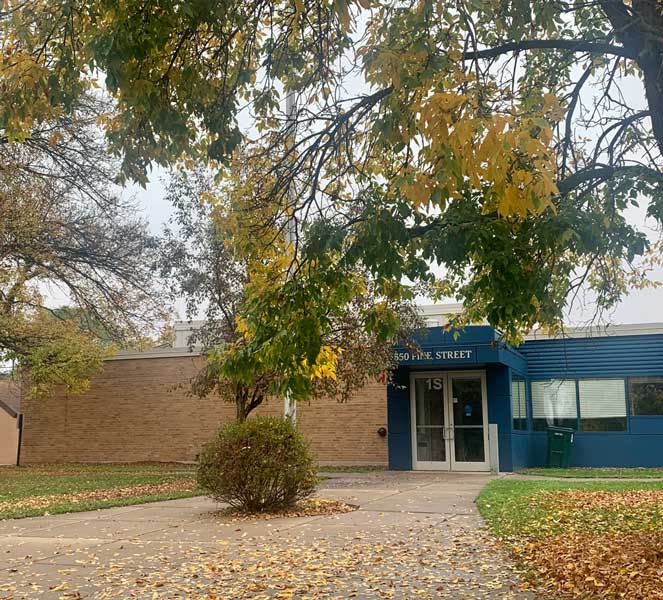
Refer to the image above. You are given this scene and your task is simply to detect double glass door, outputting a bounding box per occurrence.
[411,371,489,471]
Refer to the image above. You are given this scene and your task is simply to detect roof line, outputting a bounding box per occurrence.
[0,399,17,418]
[105,348,202,361]
[524,322,663,341]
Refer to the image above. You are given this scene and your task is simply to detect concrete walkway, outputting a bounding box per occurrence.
[0,472,532,599]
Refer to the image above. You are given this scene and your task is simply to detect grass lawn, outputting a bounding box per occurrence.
[478,479,663,598]
[0,464,200,520]
[0,463,376,521]
[519,466,663,479]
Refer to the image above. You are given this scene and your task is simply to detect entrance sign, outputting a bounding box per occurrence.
[394,347,475,364]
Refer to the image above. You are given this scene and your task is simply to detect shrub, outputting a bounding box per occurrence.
[197,416,318,512]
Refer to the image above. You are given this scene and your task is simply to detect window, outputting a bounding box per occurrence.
[512,377,527,430]
[630,377,663,416]
[578,379,627,431]
[531,380,577,431]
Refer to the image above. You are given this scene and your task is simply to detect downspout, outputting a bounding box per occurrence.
[15,413,23,466]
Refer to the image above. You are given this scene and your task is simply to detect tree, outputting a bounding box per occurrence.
[159,168,421,416]
[1,97,166,394]
[3,1,663,389]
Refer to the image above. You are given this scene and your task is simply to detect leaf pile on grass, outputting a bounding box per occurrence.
[0,478,197,518]
[517,531,663,598]
[212,498,357,521]
[482,485,663,599]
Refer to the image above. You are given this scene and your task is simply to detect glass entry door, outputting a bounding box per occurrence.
[410,372,489,471]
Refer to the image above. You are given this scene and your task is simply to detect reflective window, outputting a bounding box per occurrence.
[578,379,627,431]
[512,377,527,430]
[531,380,577,431]
[414,379,446,462]
[630,377,663,416]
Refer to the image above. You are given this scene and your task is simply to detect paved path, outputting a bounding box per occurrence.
[0,472,532,599]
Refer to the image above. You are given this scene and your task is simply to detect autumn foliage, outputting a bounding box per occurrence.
[197,416,318,513]
[482,484,663,599]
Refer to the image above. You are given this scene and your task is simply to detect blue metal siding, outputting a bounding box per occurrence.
[520,334,663,379]
[630,417,663,434]
[511,333,663,470]
[511,432,535,471]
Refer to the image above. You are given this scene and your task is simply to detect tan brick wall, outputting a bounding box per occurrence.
[19,355,388,466]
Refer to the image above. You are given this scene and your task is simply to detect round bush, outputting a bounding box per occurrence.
[197,416,318,512]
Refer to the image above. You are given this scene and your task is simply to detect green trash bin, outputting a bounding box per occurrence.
[546,426,574,468]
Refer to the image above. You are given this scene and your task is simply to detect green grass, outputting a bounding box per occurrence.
[0,464,200,520]
[477,478,663,537]
[0,463,371,520]
[518,467,663,479]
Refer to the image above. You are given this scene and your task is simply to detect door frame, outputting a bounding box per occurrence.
[409,370,490,472]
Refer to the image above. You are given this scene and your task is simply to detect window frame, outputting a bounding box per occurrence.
[511,375,528,432]
[576,377,629,434]
[530,379,579,432]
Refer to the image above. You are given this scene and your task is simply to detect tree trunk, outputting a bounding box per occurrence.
[602,0,663,157]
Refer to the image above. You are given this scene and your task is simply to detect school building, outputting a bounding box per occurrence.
[15,305,663,471]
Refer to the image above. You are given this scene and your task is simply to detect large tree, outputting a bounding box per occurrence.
[159,169,420,414]
[2,1,663,392]
[1,97,165,394]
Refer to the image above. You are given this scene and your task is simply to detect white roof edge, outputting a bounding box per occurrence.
[417,303,489,325]
[417,303,464,316]
[524,322,663,341]
[105,347,202,361]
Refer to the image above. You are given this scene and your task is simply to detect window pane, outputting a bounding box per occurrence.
[512,379,527,430]
[532,380,577,431]
[578,379,626,432]
[414,379,446,462]
[630,377,663,416]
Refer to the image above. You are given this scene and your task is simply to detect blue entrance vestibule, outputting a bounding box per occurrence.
[387,321,663,472]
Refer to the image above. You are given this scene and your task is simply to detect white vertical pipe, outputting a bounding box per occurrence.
[283,90,298,423]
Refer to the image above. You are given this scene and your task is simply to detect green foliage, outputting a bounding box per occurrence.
[160,169,419,412]
[197,416,318,512]
[0,97,165,395]
[4,0,663,376]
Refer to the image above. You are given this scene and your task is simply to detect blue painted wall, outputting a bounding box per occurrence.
[512,333,663,469]
[387,362,514,472]
[486,366,513,472]
[387,367,412,470]
[387,328,663,471]
[519,334,663,379]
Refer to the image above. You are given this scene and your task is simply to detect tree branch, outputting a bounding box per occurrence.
[462,39,637,61]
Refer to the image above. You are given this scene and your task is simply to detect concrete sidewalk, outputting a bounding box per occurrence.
[0,472,532,599]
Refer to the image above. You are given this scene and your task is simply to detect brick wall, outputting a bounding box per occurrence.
[19,354,388,466]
